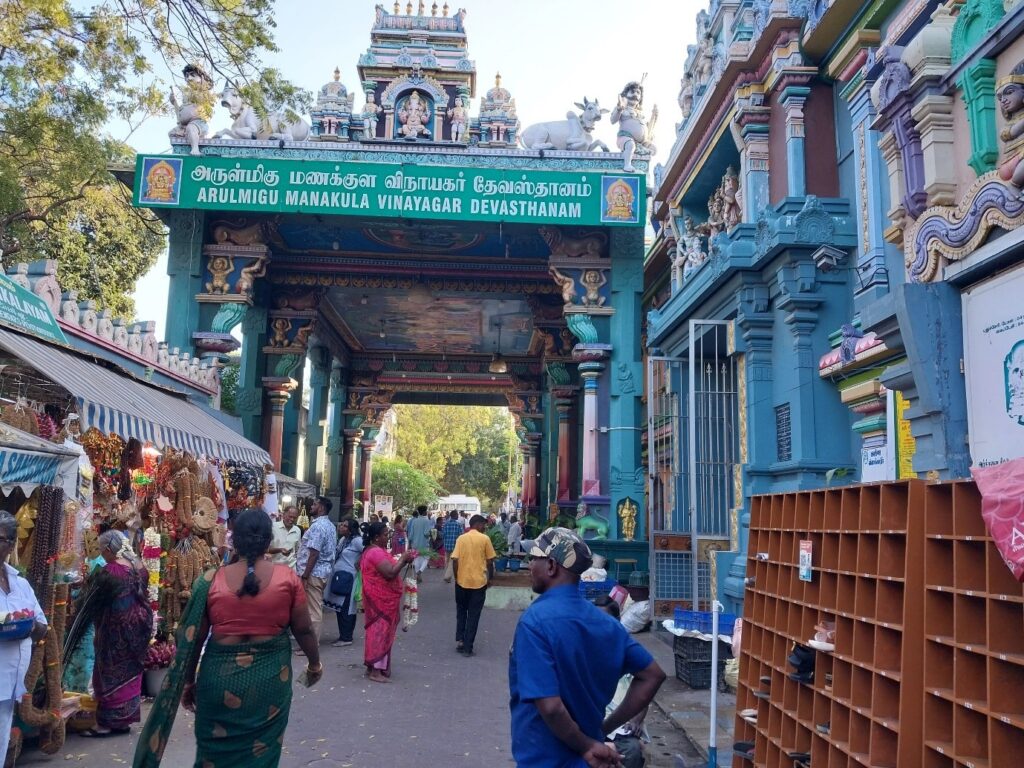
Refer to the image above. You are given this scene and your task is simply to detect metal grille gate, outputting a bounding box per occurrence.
[647,320,738,615]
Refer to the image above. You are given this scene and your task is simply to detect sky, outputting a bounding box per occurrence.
[128,0,703,335]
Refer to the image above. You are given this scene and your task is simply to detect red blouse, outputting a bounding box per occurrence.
[207,565,305,636]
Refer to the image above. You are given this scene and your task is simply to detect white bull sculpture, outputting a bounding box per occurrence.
[519,97,610,152]
[214,85,311,143]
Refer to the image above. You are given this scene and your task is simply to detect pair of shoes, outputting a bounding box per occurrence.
[788,670,814,685]
[459,647,474,656]
[332,640,353,647]
[739,708,757,725]
[808,620,836,652]
[734,741,755,759]
[816,721,830,735]
[787,750,810,763]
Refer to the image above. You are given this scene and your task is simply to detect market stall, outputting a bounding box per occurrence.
[0,325,274,765]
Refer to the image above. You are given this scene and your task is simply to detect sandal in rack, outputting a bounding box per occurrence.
[807,620,836,652]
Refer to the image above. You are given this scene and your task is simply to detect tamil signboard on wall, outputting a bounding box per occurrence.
[133,154,645,227]
[963,262,1024,467]
[0,274,68,345]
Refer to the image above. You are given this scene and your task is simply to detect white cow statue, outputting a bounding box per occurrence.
[215,86,311,143]
[519,98,610,152]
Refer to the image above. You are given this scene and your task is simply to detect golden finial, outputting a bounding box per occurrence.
[393,1,399,12]
[443,2,449,16]
[495,72,502,87]
[418,0,426,14]
[406,1,413,14]
[333,66,340,82]
[431,1,438,15]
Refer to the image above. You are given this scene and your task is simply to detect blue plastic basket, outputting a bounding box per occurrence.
[673,608,737,637]
[0,617,34,641]
[578,579,617,600]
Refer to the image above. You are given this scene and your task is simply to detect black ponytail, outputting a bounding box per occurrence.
[232,509,273,597]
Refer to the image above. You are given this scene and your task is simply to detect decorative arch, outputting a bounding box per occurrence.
[951,0,1005,63]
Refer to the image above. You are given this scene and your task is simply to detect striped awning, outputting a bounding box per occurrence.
[0,328,270,466]
[0,422,79,498]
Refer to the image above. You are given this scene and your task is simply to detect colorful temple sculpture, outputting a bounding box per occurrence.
[645,0,1024,617]
[126,3,652,568]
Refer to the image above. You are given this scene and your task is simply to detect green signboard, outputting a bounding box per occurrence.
[0,273,68,345]
[133,154,645,227]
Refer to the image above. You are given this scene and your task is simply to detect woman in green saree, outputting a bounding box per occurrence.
[133,509,322,768]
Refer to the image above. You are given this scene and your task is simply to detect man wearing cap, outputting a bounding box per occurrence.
[450,514,497,656]
[509,527,666,768]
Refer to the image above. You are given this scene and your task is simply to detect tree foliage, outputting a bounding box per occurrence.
[393,405,519,511]
[0,0,307,307]
[371,458,446,513]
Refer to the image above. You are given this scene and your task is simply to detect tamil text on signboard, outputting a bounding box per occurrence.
[133,155,645,227]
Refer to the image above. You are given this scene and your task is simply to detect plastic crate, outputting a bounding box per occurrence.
[578,579,617,601]
[673,608,737,637]
[674,655,713,689]
[673,634,732,662]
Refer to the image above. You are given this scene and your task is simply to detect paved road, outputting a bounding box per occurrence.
[19,573,693,767]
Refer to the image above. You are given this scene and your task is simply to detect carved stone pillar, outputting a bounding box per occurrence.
[359,438,377,512]
[877,130,907,243]
[520,444,531,509]
[554,394,575,501]
[262,377,297,470]
[324,362,346,502]
[526,434,541,514]
[578,361,605,498]
[911,94,956,206]
[341,429,362,515]
[780,85,811,197]
[732,98,771,220]
[304,347,330,487]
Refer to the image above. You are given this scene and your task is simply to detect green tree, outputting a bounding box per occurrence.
[371,458,445,513]
[0,0,307,302]
[393,405,519,510]
[219,360,240,415]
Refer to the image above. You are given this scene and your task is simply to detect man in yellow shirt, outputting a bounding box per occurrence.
[451,514,497,657]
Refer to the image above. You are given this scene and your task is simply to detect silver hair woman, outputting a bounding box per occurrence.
[88,527,153,736]
[0,511,48,758]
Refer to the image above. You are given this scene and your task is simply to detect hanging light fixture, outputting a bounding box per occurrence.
[489,320,508,374]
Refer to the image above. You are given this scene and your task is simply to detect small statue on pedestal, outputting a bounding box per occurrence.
[398,90,432,139]
[611,81,658,173]
[362,92,381,140]
[447,95,469,142]
[169,64,214,156]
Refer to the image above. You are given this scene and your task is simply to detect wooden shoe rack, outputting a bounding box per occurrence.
[733,480,1024,768]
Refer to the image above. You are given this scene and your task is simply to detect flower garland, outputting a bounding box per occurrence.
[401,563,418,631]
[142,527,163,637]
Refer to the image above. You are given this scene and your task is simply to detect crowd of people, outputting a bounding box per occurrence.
[0,500,666,768]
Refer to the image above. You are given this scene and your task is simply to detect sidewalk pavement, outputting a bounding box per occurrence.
[638,629,736,768]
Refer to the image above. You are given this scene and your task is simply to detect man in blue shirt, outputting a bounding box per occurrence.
[442,509,464,582]
[509,527,665,767]
[405,505,434,582]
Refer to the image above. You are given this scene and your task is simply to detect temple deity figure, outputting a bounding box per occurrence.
[611,81,658,173]
[680,215,708,282]
[678,74,695,121]
[447,95,468,142]
[720,167,742,230]
[997,60,1024,192]
[362,92,381,139]
[398,90,432,139]
[169,64,214,156]
[549,265,578,307]
[579,269,607,307]
[618,498,638,542]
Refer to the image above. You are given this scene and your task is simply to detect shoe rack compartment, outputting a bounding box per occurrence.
[735,481,1024,768]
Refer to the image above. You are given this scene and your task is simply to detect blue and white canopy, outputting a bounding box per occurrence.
[0,328,271,466]
[0,422,79,498]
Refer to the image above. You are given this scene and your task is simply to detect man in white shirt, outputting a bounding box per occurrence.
[507,514,523,554]
[269,506,301,569]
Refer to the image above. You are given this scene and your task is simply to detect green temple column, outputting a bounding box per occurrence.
[608,227,646,541]
[340,428,362,516]
[280,375,303,478]
[304,346,330,487]
[324,361,346,508]
[164,209,207,354]
[236,306,268,444]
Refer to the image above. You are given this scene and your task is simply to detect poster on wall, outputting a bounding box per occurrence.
[963,263,1024,467]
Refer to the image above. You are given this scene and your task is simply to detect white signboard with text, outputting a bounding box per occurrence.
[963,263,1024,467]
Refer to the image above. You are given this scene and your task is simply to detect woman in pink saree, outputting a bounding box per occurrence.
[359,522,414,683]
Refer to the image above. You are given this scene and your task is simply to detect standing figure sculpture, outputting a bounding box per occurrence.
[447,95,469,143]
[680,215,708,282]
[549,266,578,308]
[362,92,381,140]
[398,90,432,139]
[678,74,695,121]
[169,64,215,156]
[997,60,1024,192]
[611,81,658,173]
